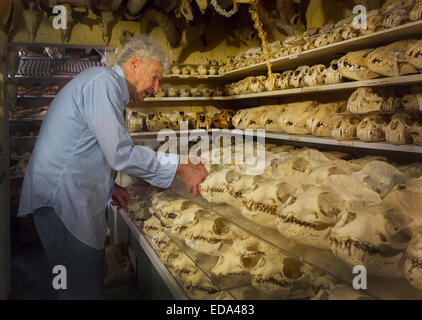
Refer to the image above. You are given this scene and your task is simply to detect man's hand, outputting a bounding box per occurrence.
[176,158,208,196]
[111,184,131,210]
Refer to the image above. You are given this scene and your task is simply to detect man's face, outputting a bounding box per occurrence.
[124,56,163,103]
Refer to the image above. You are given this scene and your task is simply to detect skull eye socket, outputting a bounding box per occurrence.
[360,121,368,129]
[282,257,303,280]
[148,114,155,120]
[212,218,229,235]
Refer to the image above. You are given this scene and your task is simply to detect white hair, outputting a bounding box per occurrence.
[116,34,170,73]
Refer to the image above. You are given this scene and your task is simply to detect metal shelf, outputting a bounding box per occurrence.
[223,21,422,80]
[130,129,422,154]
[143,74,422,102]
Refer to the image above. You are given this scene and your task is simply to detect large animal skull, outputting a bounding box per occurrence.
[332,115,362,141]
[347,87,400,113]
[311,102,346,137]
[404,233,422,290]
[409,121,422,145]
[322,60,342,85]
[366,40,419,77]
[212,109,235,129]
[143,215,165,237]
[383,8,410,28]
[401,87,422,111]
[361,9,384,35]
[250,253,310,298]
[184,270,220,300]
[211,248,253,284]
[126,108,144,133]
[406,39,422,70]
[280,101,318,135]
[338,49,381,81]
[184,216,235,256]
[240,177,300,230]
[248,76,267,94]
[352,161,410,198]
[171,253,198,281]
[159,199,196,225]
[357,115,387,142]
[260,105,288,133]
[277,70,294,89]
[383,113,414,145]
[410,1,422,21]
[304,65,325,87]
[291,66,310,88]
[146,112,170,131]
[330,190,417,279]
[277,175,380,249]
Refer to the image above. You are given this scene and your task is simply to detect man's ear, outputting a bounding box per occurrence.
[129,55,142,71]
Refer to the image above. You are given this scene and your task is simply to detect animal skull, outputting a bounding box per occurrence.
[211,248,253,284]
[171,65,181,75]
[347,87,400,114]
[280,101,318,135]
[248,76,267,94]
[383,9,410,28]
[277,175,380,249]
[304,65,325,87]
[250,253,310,298]
[361,9,384,35]
[142,215,165,237]
[179,0,194,22]
[366,40,419,77]
[260,105,288,133]
[338,49,381,81]
[291,66,310,88]
[170,206,210,240]
[277,70,294,89]
[322,60,342,85]
[330,191,417,279]
[406,39,422,70]
[383,113,414,145]
[311,102,346,137]
[212,109,235,129]
[404,233,422,290]
[126,108,144,133]
[332,115,362,141]
[232,237,279,259]
[22,1,41,41]
[171,253,198,281]
[184,216,235,256]
[192,112,212,130]
[184,270,220,300]
[410,1,422,21]
[409,121,422,145]
[146,112,170,131]
[357,115,387,142]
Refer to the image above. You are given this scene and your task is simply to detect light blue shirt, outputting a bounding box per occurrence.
[18,65,178,249]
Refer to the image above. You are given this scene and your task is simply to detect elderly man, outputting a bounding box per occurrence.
[18,35,208,299]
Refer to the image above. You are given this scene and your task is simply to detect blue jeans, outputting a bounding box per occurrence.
[33,207,105,300]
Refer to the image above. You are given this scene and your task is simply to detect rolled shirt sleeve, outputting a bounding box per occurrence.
[83,71,178,188]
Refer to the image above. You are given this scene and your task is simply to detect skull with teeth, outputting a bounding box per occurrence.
[232,109,249,129]
[404,233,422,290]
[146,112,170,131]
[338,49,381,81]
[281,101,318,135]
[383,8,410,28]
[159,242,182,267]
[159,199,196,226]
[361,9,384,35]
[409,120,422,145]
[212,109,235,129]
[311,102,347,137]
[250,253,310,298]
[170,206,210,240]
[242,106,269,129]
[410,1,422,21]
[322,60,343,85]
[151,230,172,251]
[291,66,311,88]
[352,161,410,198]
[171,253,198,281]
[143,215,165,237]
[304,65,326,87]
[240,177,302,230]
[126,108,144,133]
[277,70,295,89]
[184,216,235,256]
[401,87,422,111]
[357,115,388,142]
[171,65,181,75]
[383,113,414,145]
[366,40,419,77]
[232,237,279,259]
[332,115,362,141]
[347,87,400,114]
[308,160,362,184]
[330,190,418,279]
[406,39,422,70]
[211,248,255,284]
[277,175,380,249]
[261,105,289,133]
[248,76,267,94]
[201,168,238,205]
[192,112,212,130]
[184,270,220,300]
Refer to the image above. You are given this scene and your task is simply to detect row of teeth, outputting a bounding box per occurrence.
[186,235,221,244]
[279,215,326,231]
[185,284,219,295]
[163,213,177,219]
[202,187,226,193]
[214,272,250,278]
[407,49,421,58]
[330,237,382,255]
[244,201,277,215]
[253,276,293,288]
[339,61,366,71]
